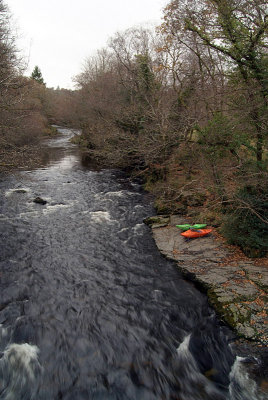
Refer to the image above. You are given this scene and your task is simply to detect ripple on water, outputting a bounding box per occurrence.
[0,127,265,400]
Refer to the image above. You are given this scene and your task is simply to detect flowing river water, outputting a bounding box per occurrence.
[0,128,266,400]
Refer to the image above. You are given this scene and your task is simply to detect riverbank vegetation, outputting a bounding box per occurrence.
[0,1,49,169]
[0,1,77,170]
[71,0,267,257]
[1,0,267,256]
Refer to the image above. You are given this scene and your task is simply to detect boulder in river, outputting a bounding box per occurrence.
[33,197,47,205]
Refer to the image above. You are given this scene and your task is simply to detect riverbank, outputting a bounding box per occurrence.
[0,144,47,173]
[144,215,268,346]
[0,127,60,174]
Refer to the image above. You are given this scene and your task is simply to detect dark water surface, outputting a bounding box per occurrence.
[0,128,265,399]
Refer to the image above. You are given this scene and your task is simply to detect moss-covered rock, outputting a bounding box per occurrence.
[143,215,170,228]
[207,287,261,340]
[236,324,257,339]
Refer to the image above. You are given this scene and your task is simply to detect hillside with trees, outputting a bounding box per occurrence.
[72,0,267,257]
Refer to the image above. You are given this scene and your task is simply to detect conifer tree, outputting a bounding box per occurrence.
[31,65,45,85]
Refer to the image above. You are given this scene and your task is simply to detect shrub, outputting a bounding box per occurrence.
[221,185,268,257]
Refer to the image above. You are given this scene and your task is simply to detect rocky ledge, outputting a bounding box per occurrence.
[144,215,268,345]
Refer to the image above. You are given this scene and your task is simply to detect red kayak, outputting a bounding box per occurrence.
[181,229,212,239]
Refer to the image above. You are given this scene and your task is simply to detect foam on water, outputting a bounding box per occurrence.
[98,190,141,200]
[18,211,41,219]
[228,356,264,400]
[4,188,31,198]
[42,203,74,215]
[89,210,112,223]
[16,201,76,218]
[0,343,42,399]
[105,191,126,197]
[175,335,264,400]
[133,223,144,234]
[176,335,224,399]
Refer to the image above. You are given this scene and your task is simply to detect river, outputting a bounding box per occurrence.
[0,128,266,400]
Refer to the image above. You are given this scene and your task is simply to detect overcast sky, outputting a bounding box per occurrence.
[7,0,167,89]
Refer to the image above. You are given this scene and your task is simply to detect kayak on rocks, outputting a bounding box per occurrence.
[181,228,212,238]
[176,223,207,231]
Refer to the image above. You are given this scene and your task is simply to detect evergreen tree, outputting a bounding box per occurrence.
[31,66,45,85]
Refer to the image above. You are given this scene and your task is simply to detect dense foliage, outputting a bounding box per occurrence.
[222,185,268,257]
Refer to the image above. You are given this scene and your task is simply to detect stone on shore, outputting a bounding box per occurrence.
[143,215,170,228]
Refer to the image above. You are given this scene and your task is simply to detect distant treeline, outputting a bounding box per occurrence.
[0,0,77,148]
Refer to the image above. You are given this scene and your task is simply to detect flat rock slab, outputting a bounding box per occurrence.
[243,265,268,290]
[149,215,268,344]
[153,226,227,263]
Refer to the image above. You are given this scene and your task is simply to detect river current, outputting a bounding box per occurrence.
[0,128,266,400]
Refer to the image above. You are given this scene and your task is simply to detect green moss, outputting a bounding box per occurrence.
[143,215,170,227]
[207,288,252,331]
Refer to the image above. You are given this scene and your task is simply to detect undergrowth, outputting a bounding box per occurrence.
[221,185,268,258]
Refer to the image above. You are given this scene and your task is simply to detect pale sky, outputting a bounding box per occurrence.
[7,0,167,89]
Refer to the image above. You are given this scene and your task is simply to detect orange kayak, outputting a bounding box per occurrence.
[181,229,212,238]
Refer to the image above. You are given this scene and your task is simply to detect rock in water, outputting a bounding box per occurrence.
[33,197,47,205]
[15,189,27,194]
